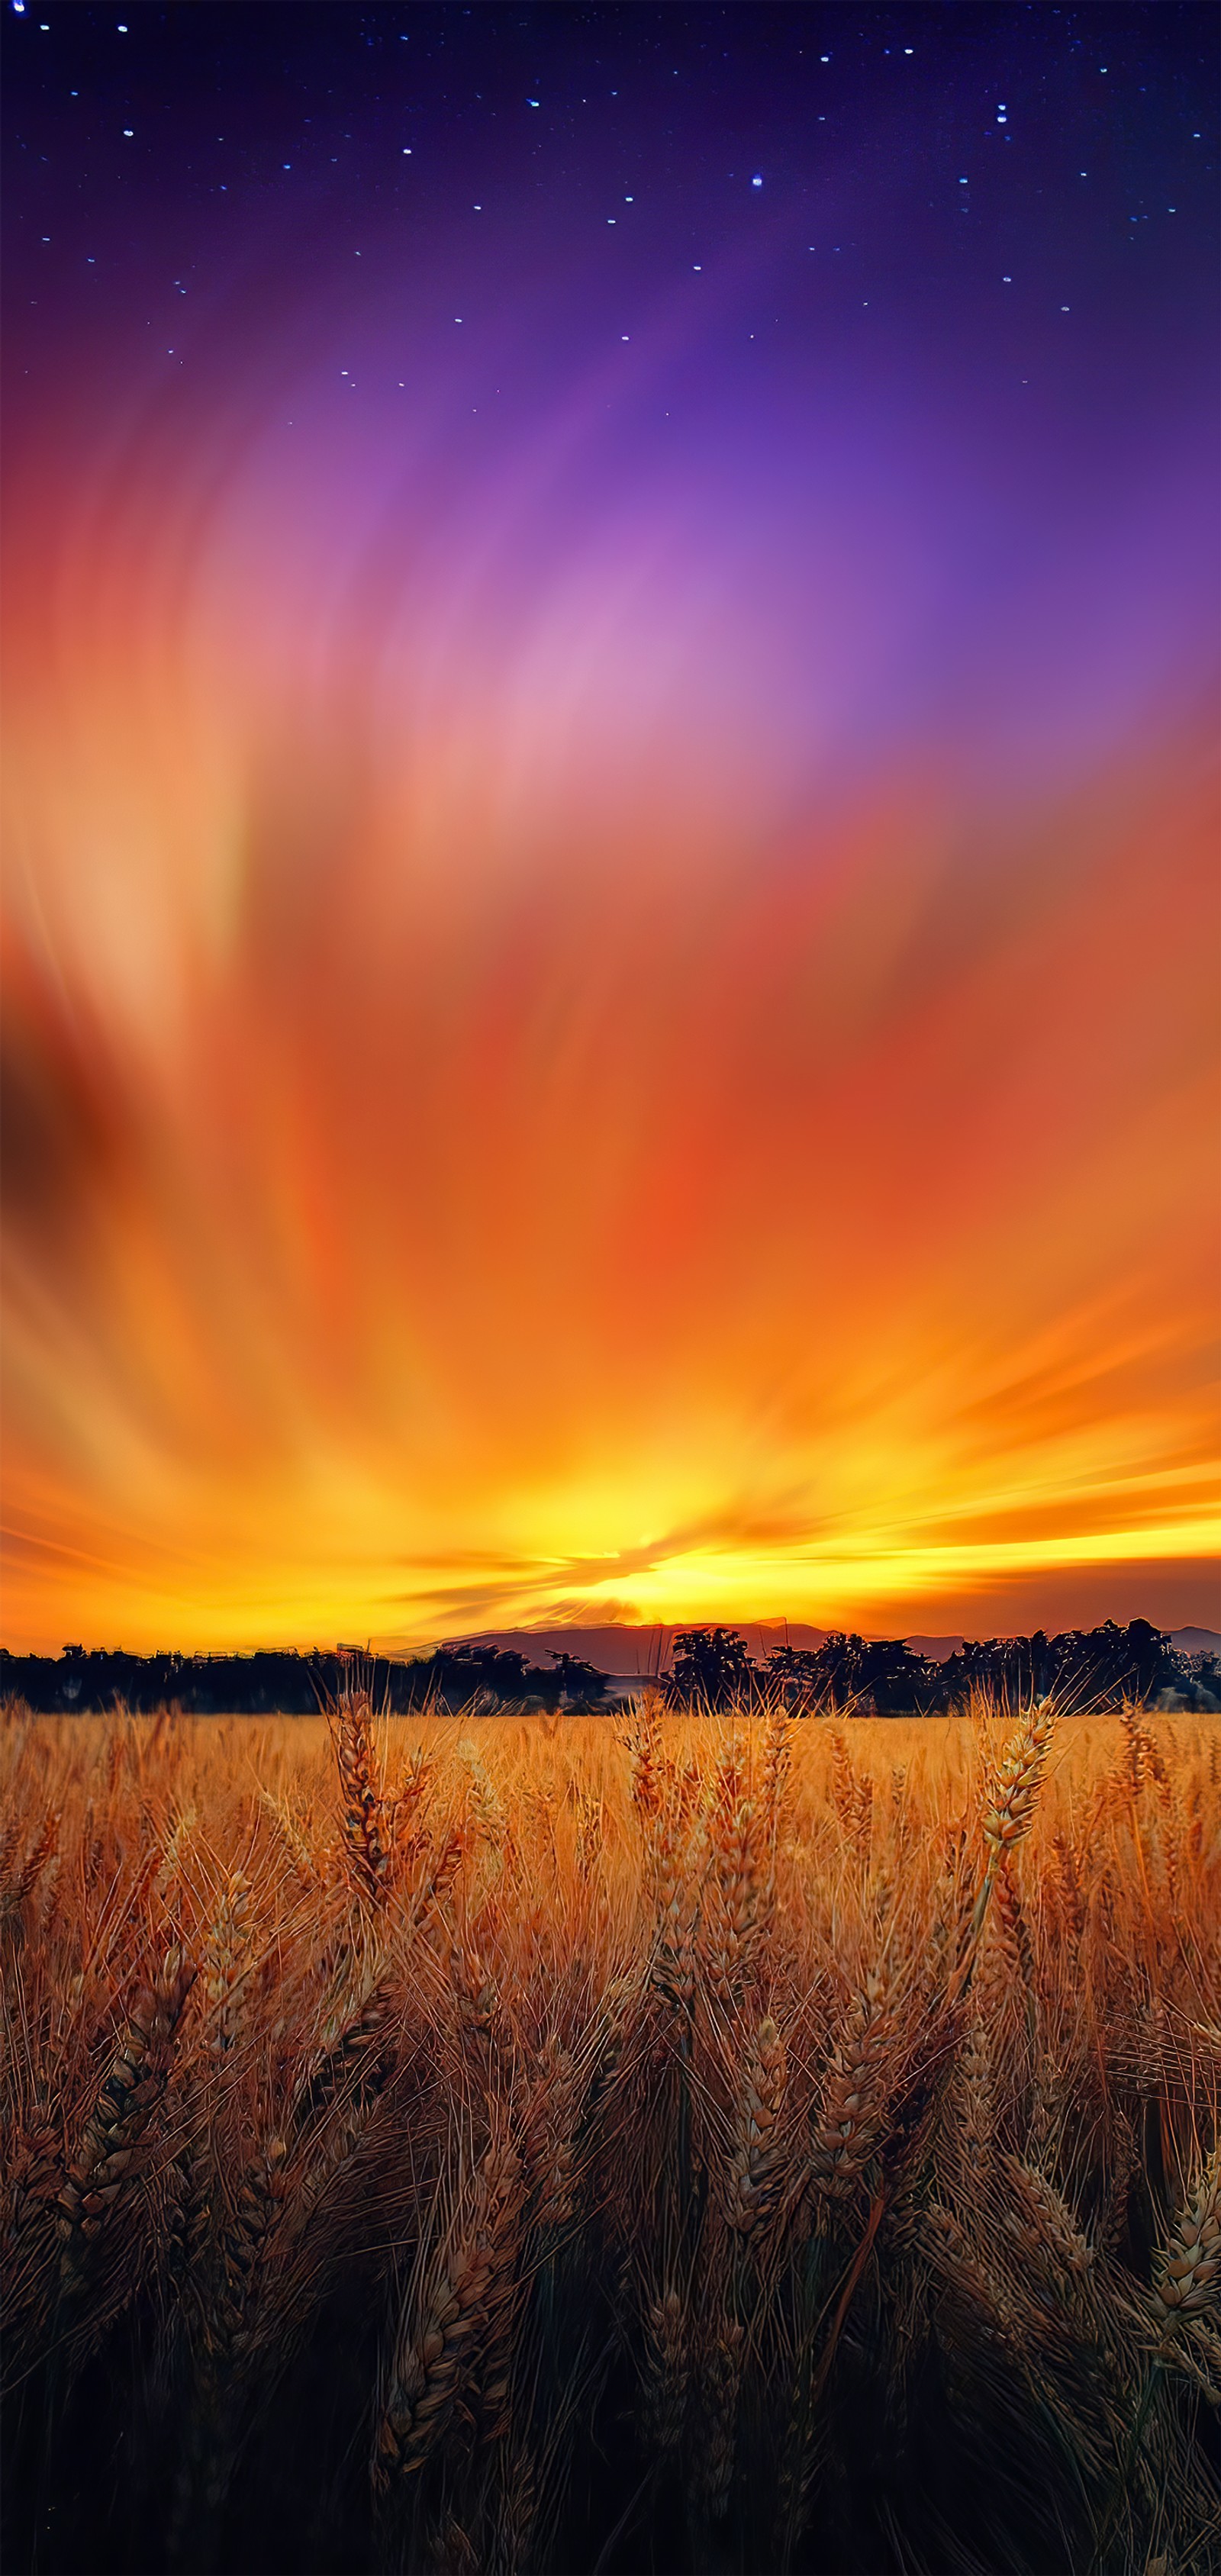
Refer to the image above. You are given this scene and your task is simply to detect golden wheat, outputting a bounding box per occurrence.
[1,1692,1217,2576]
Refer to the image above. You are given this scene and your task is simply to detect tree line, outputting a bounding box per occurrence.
[1,1617,1216,1715]
[664,1619,1219,1712]
[0,1641,610,1717]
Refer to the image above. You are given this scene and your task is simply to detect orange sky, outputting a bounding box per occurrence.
[3,337,1219,1654]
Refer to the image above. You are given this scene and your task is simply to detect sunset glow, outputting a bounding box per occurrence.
[3,10,1217,1653]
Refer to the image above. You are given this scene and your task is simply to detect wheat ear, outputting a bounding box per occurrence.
[58,1946,195,2287]
[375,2135,523,2485]
[1152,2146,1219,2333]
[643,2286,689,2451]
[522,2036,580,2239]
[968,1702,1055,1948]
[333,1689,391,1905]
[202,1869,253,2058]
[809,1973,901,2204]
[694,2319,744,2523]
[1,1809,60,1925]
[725,2014,788,2236]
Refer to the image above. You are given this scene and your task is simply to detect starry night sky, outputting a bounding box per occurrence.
[2,5,1218,1653]
[7,6,1216,444]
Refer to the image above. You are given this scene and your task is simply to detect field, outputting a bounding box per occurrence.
[2,1694,1219,2576]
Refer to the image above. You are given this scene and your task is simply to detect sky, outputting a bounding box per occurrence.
[2,2,1218,1657]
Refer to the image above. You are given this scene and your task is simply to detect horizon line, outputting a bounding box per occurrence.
[5,1610,1218,1666]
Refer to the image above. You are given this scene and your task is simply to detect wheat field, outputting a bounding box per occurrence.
[2,1692,1219,2575]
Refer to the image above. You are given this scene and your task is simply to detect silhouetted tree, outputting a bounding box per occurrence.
[759,1632,939,1715]
[758,1644,826,1710]
[665,1628,757,1708]
[546,1652,610,1708]
[855,1639,942,1714]
[937,1617,1187,1711]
